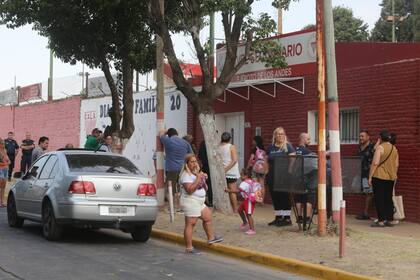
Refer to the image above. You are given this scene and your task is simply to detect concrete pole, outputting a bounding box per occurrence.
[392,0,396,42]
[85,72,90,96]
[209,12,215,82]
[48,49,54,102]
[316,0,327,237]
[156,0,165,206]
[277,8,283,34]
[324,0,343,222]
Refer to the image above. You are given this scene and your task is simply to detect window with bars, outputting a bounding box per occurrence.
[308,108,359,144]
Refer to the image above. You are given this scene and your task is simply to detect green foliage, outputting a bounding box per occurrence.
[0,0,155,73]
[242,13,286,68]
[371,0,415,42]
[333,6,369,42]
[301,24,316,30]
[415,0,420,41]
[300,6,369,42]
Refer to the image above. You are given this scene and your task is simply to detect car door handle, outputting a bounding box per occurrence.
[44,183,49,188]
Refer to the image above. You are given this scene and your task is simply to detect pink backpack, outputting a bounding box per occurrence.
[243,179,263,203]
[252,147,266,174]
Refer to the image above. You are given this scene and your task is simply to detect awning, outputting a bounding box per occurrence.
[217,77,305,103]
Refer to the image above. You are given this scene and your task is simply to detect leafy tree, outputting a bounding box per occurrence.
[371,0,415,42]
[148,0,296,212]
[301,6,369,42]
[414,0,420,41]
[0,0,156,143]
[332,6,369,42]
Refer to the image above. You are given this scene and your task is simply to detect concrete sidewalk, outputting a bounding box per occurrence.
[153,203,420,280]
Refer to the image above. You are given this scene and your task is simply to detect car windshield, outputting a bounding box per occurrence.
[66,154,142,175]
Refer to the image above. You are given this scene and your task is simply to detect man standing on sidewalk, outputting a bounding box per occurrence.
[5,132,19,181]
[32,137,49,162]
[20,132,35,175]
[356,129,375,220]
[159,128,192,211]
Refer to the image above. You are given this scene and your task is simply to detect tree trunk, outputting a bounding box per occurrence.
[121,59,135,140]
[101,59,122,134]
[198,112,232,213]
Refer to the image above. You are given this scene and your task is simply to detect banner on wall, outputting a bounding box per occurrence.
[80,89,188,177]
[18,83,42,103]
[216,30,316,82]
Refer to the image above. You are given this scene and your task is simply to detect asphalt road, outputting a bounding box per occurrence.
[0,208,306,280]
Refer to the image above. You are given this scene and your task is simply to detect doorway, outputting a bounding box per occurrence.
[215,112,245,170]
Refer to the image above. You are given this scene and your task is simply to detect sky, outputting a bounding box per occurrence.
[0,0,382,91]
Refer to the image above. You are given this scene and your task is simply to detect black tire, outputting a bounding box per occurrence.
[42,200,63,241]
[130,225,152,242]
[7,194,24,228]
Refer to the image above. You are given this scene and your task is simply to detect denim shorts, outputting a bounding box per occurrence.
[0,168,8,179]
[362,178,373,194]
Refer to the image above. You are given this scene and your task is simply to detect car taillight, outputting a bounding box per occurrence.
[137,183,156,196]
[68,181,96,195]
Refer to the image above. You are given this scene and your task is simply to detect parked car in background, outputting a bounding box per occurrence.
[7,149,158,242]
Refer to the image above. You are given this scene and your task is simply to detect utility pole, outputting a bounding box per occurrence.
[392,0,396,43]
[48,49,54,102]
[277,7,283,34]
[155,0,165,206]
[316,0,327,237]
[85,72,90,96]
[209,12,215,82]
[324,0,343,222]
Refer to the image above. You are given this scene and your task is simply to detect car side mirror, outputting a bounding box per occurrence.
[13,171,22,179]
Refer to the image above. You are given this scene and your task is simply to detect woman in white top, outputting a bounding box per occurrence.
[179,153,223,254]
[218,132,240,212]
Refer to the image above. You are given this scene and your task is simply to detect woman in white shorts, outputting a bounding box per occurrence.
[179,153,223,254]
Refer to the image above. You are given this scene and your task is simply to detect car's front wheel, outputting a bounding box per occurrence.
[7,193,24,228]
[42,200,63,241]
[130,225,152,242]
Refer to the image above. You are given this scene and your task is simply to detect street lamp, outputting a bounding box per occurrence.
[386,0,411,42]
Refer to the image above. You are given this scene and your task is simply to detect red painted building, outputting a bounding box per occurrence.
[188,30,420,222]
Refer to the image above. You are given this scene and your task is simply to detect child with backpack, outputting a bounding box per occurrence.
[247,136,267,201]
[225,167,263,235]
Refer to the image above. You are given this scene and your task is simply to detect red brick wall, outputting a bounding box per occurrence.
[0,97,81,171]
[189,59,420,222]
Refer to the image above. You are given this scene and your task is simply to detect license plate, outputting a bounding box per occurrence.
[99,205,135,216]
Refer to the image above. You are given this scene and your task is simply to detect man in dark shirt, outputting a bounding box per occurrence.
[5,132,19,181]
[295,133,316,224]
[159,128,192,211]
[356,129,375,220]
[20,132,35,174]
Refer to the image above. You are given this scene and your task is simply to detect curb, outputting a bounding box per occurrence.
[151,229,377,280]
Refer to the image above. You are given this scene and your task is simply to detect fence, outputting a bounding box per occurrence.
[272,155,362,194]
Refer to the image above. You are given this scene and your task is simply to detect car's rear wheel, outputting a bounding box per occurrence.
[7,193,24,228]
[42,200,63,241]
[130,225,152,242]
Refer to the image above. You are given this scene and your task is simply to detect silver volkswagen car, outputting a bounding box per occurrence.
[7,150,158,242]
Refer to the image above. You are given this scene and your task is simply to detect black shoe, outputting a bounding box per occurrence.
[356,213,370,220]
[297,216,303,224]
[276,219,292,227]
[384,221,394,227]
[268,216,282,226]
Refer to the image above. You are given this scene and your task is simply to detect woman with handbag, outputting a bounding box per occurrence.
[368,130,399,227]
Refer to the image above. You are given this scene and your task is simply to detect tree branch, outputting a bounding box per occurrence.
[149,0,198,103]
